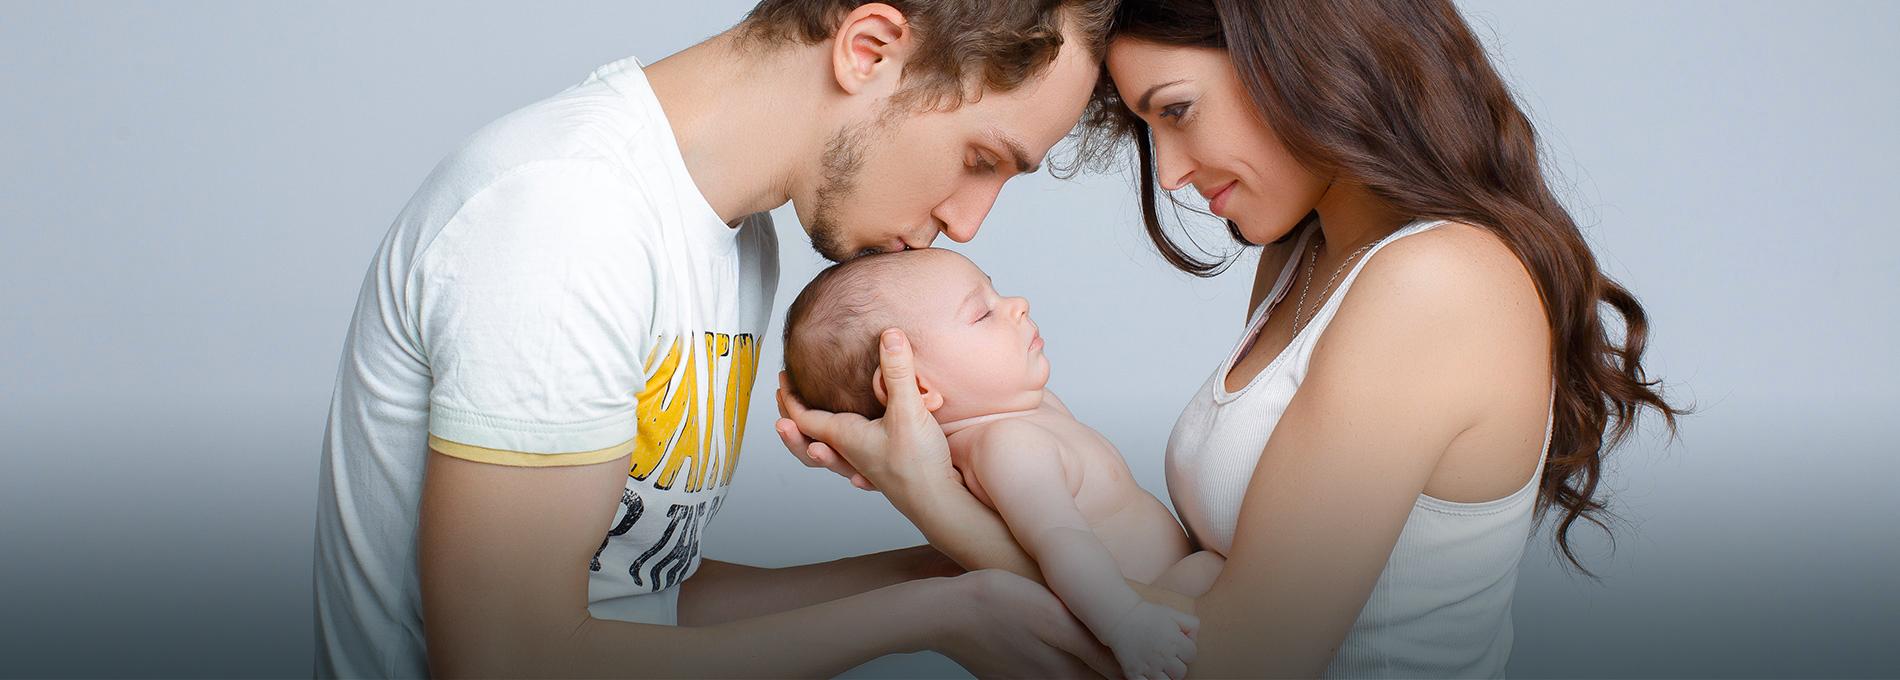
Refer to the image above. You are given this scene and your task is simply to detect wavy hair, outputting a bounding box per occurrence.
[1079,0,1686,575]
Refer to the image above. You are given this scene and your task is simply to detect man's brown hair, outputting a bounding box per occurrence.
[739,0,1118,110]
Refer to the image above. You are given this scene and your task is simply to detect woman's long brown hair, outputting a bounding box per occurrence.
[1080,0,1685,575]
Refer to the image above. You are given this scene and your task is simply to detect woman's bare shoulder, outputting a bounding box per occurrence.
[1356,221,1547,331]
[1311,221,1551,420]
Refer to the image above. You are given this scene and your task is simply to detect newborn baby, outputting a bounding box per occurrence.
[784,248,1223,680]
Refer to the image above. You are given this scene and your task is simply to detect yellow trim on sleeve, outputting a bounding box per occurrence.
[427,435,635,468]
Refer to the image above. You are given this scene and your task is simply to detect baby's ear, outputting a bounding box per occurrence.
[871,366,945,413]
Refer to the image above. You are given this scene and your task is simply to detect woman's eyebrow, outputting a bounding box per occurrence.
[1136,79,1188,114]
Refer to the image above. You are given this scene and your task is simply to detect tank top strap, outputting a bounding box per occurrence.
[1244,221,1324,328]
[1299,219,1451,339]
[1532,378,1556,474]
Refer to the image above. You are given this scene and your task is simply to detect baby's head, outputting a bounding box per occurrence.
[784,248,1049,423]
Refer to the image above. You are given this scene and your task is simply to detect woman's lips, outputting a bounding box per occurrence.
[1207,181,1237,216]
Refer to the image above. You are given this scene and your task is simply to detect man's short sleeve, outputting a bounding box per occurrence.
[413,161,658,466]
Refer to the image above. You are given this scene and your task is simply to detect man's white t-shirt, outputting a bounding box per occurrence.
[314,56,778,678]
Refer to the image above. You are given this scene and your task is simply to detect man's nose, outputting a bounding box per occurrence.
[934,182,1003,243]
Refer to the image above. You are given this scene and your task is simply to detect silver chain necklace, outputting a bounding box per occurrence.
[1290,234,1380,335]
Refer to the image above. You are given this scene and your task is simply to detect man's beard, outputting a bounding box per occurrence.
[808,118,878,263]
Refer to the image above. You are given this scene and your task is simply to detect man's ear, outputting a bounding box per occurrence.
[830,3,912,99]
[871,365,945,413]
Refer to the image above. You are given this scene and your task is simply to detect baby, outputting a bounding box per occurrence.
[784,248,1223,680]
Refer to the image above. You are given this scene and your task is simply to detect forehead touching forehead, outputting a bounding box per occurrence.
[957,23,1104,167]
[871,9,1105,174]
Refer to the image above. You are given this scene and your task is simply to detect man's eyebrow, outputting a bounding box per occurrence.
[1136,79,1187,114]
[987,129,1040,175]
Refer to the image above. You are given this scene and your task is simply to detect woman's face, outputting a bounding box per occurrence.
[1106,38,1329,245]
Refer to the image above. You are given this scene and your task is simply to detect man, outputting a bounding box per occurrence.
[313,1,1121,677]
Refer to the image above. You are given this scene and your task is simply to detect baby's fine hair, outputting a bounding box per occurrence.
[782,250,926,419]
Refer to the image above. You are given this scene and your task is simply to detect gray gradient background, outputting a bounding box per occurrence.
[3,1,1896,677]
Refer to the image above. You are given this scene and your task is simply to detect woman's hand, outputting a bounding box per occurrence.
[776,328,960,495]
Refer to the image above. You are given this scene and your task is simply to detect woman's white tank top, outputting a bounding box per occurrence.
[1164,219,1553,678]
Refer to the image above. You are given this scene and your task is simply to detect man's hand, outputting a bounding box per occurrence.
[777,328,959,495]
[942,570,1120,679]
[776,372,874,490]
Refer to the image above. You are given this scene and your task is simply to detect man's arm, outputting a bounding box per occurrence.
[677,546,961,627]
[417,449,1117,678]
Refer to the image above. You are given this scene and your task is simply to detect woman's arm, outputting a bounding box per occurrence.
[1151,552,1226,600]
[1185,226,1549,678]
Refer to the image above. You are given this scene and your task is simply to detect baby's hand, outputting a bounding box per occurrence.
[1102,600,1199,680]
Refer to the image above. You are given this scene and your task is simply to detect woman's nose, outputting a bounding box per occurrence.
[1154,136,1196,192]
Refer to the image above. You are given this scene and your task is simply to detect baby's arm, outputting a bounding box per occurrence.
[965,421,1198,680]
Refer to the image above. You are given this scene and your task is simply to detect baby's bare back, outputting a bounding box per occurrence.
[948,403,1192,584]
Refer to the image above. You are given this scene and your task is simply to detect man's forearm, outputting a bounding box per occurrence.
[552,577,948,679]
[677,545,962,626]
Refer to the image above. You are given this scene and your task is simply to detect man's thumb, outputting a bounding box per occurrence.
[878,328,924,413]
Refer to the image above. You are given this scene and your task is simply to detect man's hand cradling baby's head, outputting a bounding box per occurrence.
[782,248,1049,425]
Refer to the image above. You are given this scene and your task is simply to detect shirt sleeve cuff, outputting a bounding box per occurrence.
[427,404,636,466]
[427,434,634,467]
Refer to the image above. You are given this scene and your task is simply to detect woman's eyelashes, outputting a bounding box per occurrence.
[1159,101,1193,124]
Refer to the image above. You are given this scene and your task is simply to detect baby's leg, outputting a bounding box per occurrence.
[1150,550,1226,598]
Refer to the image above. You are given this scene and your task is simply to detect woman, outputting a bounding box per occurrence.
[782,0,1682,676]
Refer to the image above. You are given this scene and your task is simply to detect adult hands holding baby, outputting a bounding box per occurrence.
[777,329,1119,679]
[776,328,958,496]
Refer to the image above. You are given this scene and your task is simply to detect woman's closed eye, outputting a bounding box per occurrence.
[1159,101,1193,124]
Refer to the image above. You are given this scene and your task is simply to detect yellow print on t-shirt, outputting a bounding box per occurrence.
[626,332,759,492]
